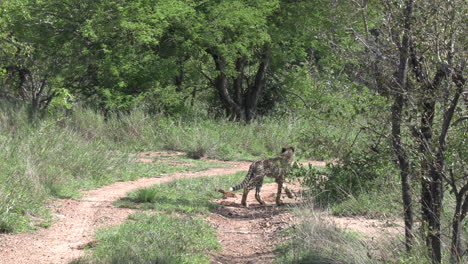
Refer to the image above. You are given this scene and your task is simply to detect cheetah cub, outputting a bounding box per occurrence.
[230,147,295,206]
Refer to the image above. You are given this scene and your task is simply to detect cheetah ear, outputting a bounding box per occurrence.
[281,147,286,153]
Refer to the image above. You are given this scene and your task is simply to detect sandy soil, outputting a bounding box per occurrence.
[0,160,250,264]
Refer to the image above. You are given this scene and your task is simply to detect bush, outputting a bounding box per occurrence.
[290,147,398,207]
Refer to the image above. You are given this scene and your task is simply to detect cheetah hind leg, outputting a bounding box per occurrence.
[241,187,250,206]
[255,185,266,205]
[276,182,284,205]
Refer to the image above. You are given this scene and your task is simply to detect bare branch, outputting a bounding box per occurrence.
[451,116,468,127]
[282,90,314,110]
[199,69,215,86]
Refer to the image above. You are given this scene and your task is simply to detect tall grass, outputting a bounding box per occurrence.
[276,206,380,264]
[64,106,364,161]
[0,106,129,232]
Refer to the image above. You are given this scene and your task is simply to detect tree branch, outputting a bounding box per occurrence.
[440,68,465,147]
[451,116,468,127]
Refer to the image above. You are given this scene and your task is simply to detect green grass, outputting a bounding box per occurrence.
[331,186,402,218]
[72,213,220,264]
[276,208,378,264]
[115,171,247,214]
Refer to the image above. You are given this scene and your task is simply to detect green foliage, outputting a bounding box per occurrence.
[115,172,245,215]
[74,213,220,264]
[288,84,391,160]
[1,0,361,116]
[48,88,74,112]
[285,86,397,212]
[290,146,398,208]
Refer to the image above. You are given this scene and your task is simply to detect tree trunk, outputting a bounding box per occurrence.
[212,53,245,120]
[245,54,269,123]
[428,166,443,263]
[234,57,246,106]
[392,94,414,252]
[446,69,466,263]
[391,0,415,252]
[451,185,467,263]
[175,59,184,93]
[418,67,446,264]
[419,90,435,252]
[209,50,270,122]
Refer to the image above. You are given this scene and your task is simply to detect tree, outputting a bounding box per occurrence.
[159,0,347,121]
[2,0,349,118]
[389,0,415,252]
[0,0,100,114]
[353,0,467,262]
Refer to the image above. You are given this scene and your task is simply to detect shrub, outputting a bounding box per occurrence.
[290,148,398,207]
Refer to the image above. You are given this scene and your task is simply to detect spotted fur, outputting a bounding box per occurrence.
[230,147,295,206]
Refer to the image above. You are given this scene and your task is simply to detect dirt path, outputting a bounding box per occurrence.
[0,161,250,264]
[209,183,302,264]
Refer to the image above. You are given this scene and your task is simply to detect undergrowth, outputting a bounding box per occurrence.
[288,147,403,219]
[0,125,128,232]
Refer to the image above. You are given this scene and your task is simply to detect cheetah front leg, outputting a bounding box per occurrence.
[276,180,284,206]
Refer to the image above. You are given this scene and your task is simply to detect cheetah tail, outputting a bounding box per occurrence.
[229,165,254,191]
